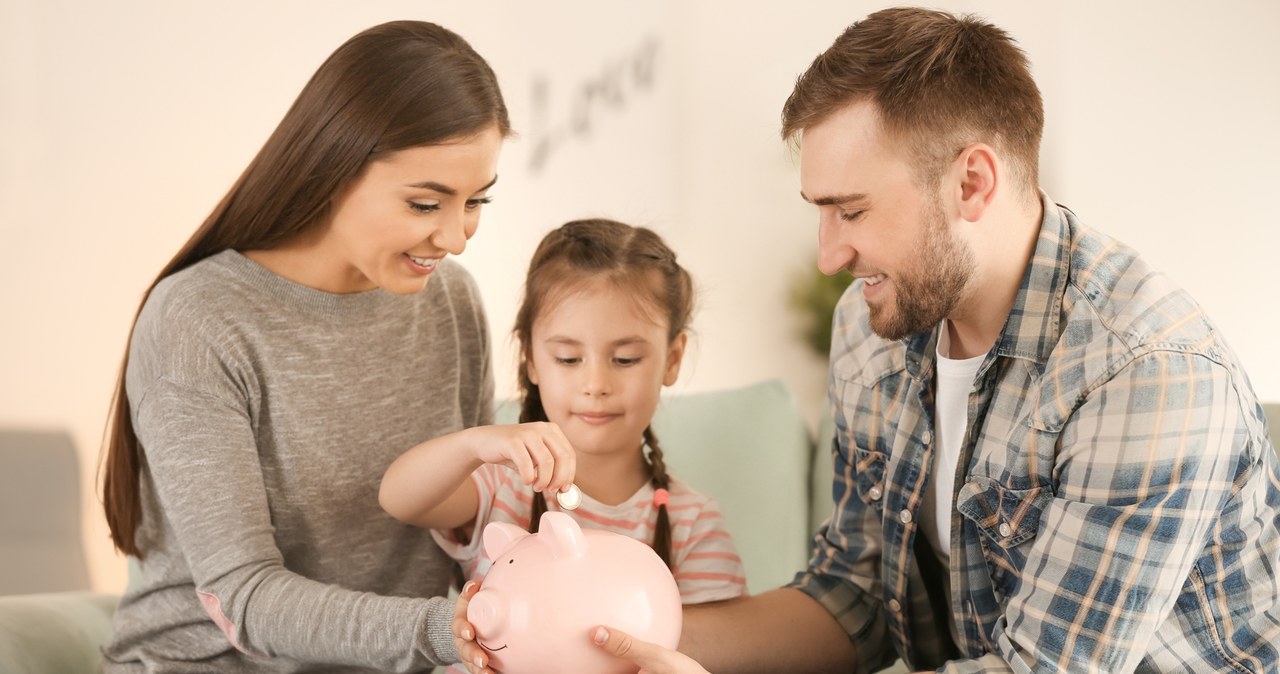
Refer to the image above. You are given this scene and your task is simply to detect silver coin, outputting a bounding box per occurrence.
[556,484,582,511]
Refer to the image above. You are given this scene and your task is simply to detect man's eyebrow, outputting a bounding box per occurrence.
[406,174,499,195]
[801,191,869,207]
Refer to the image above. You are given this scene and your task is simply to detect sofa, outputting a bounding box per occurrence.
[0,379,838,672]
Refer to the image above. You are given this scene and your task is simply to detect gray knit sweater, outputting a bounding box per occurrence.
[104,250,492,672]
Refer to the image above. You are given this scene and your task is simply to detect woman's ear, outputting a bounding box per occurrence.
[952,143,998,223]
[663,332,688,387]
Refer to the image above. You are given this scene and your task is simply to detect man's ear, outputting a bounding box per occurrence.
[662,332,688,387]
[952,143,998,223]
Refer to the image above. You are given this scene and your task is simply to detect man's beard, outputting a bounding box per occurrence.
[867,198,975,341]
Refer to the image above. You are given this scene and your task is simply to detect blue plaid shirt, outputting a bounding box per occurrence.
[791,196,1280,673]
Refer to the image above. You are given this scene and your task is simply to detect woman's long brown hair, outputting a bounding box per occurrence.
[514,219,694,568]
[101,20,511,557]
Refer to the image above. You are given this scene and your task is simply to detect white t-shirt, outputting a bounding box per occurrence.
[920,322,987,559]
[919,320,987,642]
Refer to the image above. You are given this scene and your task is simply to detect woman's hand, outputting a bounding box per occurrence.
[468,423,576,495]
[454,581,494,674]
[592,626,711,674]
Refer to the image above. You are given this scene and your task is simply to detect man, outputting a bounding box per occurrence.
[459,6,1280,673]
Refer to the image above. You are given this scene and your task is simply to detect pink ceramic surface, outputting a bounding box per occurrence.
[467,511,682,674]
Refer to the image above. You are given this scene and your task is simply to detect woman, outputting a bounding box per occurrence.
[100,20,509,672]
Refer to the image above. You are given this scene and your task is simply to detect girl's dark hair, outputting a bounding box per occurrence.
[513,219,693,569]
[101,20,511,556]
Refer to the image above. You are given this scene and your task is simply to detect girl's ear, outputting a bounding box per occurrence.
[526,351,540,386]
[663,332,687,387]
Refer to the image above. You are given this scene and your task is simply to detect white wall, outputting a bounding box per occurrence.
[2,0,1277,593]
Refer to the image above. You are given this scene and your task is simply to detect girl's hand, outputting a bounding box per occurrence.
[468,423,576,495]
[591,626,710,674]
[454,581,494,674]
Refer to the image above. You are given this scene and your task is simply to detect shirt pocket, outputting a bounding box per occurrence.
[850,445,889,512]
[955,476,1052,597]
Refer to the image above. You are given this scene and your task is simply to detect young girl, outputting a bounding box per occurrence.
[380,218,747,607]
[100,21,509,672]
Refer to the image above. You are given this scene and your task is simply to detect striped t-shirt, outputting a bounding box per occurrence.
[433,463,747,604]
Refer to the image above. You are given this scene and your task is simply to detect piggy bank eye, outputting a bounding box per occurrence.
[507,559,514,564]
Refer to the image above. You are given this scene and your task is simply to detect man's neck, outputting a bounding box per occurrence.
[946,194,1044,359]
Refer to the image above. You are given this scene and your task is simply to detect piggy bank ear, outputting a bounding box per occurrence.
[482,522,529,560]
[538,511,587,560]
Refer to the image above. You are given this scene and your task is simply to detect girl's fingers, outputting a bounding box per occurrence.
[503,441,537,486]
[546,430,576,493]
[526,437,555,492]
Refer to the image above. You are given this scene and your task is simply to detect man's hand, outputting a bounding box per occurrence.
[592,626,710,674]
[454,581,493,674]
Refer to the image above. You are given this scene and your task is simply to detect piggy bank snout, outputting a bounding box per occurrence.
[466,589,506,637]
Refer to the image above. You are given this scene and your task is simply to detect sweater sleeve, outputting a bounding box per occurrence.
[134,376,459,670]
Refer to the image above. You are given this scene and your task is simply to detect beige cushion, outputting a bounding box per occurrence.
[0,429,90,595]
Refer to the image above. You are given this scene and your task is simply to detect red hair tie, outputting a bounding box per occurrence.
[653,488,670,507]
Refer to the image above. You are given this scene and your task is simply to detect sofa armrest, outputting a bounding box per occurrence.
[0,591,118,674]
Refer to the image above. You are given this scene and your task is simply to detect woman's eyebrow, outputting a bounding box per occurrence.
[406,174,499,195]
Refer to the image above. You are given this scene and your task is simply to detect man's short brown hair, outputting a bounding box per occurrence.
[782,7,1044,195]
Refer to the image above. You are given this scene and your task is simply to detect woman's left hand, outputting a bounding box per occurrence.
[453,581,493,674]
[592,625,710,674]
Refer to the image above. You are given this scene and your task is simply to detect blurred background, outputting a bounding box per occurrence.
[2,0,1277,593]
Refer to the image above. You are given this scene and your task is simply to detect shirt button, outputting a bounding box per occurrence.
[921,430,933,445]
[867,486,883,501]
[887,598,902,613]
[998,522,1012,537]
[899,509,913,525]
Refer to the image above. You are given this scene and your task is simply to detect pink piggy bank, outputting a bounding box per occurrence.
[467,510,682,674]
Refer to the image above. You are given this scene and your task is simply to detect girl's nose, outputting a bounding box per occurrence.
[582,361,611,396]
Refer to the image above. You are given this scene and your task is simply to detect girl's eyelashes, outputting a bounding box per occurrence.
[549,353,645,366]
[465,196,493,210]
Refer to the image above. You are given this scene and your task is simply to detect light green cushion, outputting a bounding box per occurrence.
[811,412,836,536]
[498,379,813,594]
[0,592,118,674]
